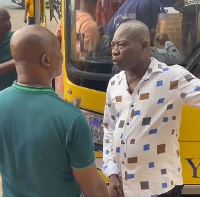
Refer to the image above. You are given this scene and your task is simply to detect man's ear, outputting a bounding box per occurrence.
[41,54,50,68]
[141,40,148,50]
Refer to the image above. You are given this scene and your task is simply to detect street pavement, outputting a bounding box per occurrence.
[0,1,58,196]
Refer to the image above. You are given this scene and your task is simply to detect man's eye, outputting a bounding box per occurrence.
[119,44,126,47]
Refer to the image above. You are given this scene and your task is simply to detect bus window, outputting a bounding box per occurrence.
[67,0,200,91]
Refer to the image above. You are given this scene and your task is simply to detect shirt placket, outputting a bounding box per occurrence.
[121,89,139,166]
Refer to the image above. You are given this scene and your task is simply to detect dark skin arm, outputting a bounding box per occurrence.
[73,163,109,197]
[24,3,29,23]
[0,59,15,75]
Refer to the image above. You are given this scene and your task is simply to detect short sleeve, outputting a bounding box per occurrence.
[177,66,200,107]
[25,0,30,4]
[66,112,95,170]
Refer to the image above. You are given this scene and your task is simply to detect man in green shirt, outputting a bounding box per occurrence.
[0,8,16,90]
[0,25,108,197]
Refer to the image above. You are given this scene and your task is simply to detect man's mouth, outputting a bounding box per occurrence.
[112,59,120,64]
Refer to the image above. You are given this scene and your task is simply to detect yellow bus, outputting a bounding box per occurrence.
[48,0,200,195]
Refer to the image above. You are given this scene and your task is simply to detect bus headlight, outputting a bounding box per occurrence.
[81,110,104,146]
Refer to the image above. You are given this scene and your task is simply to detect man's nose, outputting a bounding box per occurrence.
[112,46,120,56]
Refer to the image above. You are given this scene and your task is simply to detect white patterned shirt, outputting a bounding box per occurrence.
[102,58,200,197]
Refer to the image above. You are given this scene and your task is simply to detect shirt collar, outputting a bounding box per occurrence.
[12,81,56,94]
[119,57,167,89]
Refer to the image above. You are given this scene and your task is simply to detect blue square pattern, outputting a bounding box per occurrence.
[163,67,169,72]
[134,110,141,116]
[156,80,163,87]
[149,129,158,135]
[194,86,200,91]
[116,147,120,153]
[149,162,155,168]
[162,183,168,188]
[144,144,150,151]
[103,165,108,170]
[106,150,109,155]
[127,174,134,179]
[163,117,169,122]
[157,98,165,104]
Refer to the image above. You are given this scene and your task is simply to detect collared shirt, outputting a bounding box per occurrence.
[0,82,95,197]
[102,57,200,197]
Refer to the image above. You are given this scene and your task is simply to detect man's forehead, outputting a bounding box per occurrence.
[112,32,133,42]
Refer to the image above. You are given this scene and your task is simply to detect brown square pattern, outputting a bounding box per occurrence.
[157,144,166,154]
[139,93,150,100]
[170,80,179,90]
[130,139,135,144]
[128,157,138,163]
[115,96,122,102]
[104,123,108,129]
[130,109,134,118]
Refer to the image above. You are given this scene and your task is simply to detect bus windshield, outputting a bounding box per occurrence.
[67,0,200,91]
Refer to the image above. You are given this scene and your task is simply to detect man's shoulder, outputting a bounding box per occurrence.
[155,59,189,78]
[50,95,82,117]
[76,11,98,30]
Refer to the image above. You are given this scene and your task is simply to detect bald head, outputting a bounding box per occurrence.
[11,25,58,64]
[114,20,150,45]
[11,25,63,86]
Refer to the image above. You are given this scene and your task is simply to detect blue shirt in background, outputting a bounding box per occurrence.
[106,0,161,38]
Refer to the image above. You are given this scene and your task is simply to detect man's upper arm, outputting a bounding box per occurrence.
[177,67,200,107]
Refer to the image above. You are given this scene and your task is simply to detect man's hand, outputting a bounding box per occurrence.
[24,17,27,24]
[156,33,169,45]
[108,175,124,197]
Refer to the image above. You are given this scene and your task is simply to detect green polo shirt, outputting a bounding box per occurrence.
[0,82,95,197]
[0,31,17,91]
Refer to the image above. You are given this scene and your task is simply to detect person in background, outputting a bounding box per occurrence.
[106,0,161,46]
[0,25,109,197]
[76,0,100,59]
[103,20,200,197]
[96,0,125,35]
[24,0,35,25]
[151,32,182,65]
[0,8,16,91]
[173,0,200,57]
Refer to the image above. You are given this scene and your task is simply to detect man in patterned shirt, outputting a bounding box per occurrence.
[102,20,200,197]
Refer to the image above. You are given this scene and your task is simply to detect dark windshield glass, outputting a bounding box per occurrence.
[68,0,200,90]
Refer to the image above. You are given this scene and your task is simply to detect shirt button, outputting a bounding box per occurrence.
[127,123,130,125]
[131,104,134,107]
